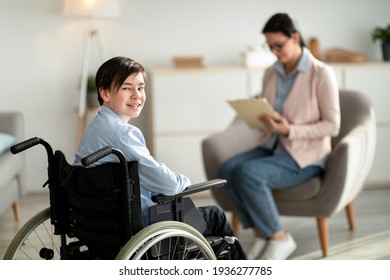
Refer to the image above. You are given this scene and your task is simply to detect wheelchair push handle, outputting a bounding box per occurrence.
[10,137,41,154]
[81,146,130,184]
[81,146,113,167]
[10,137,54,178]
[10,137,53,160]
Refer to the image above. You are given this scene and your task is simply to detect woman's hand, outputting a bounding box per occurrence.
[259,113,290,136]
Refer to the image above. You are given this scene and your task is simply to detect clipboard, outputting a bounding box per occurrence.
[227,98,278,130]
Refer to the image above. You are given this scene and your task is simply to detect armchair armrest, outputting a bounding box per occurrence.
[316,124,376,216]
[0,112,26,196]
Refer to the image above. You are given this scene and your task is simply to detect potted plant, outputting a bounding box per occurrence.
[86,74,99,108]
[371,24,390,61]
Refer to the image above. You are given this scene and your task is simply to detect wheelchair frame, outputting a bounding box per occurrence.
[4,137,232,260]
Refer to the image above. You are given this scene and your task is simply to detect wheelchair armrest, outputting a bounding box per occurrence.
[152,179,226,203]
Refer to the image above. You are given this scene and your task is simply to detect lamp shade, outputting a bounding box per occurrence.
[63,0,120,18]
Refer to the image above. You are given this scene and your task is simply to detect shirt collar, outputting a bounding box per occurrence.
[100,105,124,121]
[274,47,310,76]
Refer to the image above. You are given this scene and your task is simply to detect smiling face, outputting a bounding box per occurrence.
[100,72,146,122]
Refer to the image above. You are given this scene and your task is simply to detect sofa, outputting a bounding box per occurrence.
[0,112,26,220]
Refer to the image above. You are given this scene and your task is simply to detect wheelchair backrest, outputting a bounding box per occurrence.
[50,150,142,259]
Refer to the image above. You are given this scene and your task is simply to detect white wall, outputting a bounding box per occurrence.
[0,0,389,192]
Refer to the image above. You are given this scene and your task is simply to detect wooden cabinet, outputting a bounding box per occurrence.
[148,63,390,187]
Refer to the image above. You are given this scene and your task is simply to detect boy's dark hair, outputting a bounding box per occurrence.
[95,56,145,106]
[262,13,305,48]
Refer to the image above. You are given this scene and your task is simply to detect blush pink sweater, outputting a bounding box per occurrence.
[259,53,341,168]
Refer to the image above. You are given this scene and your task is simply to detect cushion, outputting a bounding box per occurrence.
[0,132,16,155]
[273,177,322,202]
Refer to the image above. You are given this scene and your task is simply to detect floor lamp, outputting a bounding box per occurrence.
[62,0,120,147]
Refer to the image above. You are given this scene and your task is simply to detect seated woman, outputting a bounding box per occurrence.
[218,13,340,260]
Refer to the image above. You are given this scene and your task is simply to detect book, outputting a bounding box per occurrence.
[227,98,278,130]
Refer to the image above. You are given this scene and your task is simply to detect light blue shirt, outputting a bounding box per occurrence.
[74,105,190,225]
[262,48,327,169]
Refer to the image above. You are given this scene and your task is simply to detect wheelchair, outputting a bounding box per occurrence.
[4,137,244,260]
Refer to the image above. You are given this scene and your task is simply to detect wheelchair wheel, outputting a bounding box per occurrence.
[116,221,216,260]
[3,207,76,260]
[4,208,57,259]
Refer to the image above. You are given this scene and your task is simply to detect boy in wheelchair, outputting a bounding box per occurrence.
[73,56,246,260]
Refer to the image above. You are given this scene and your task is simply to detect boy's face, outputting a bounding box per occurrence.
[100,72,145,122]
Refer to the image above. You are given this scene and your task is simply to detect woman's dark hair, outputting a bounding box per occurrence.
[262,13,305,48]
[95,56,145,106]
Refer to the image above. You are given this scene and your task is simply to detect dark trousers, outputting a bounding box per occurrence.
[198,205,246,260]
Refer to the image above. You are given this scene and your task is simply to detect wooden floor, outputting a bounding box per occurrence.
[1,187,390,260]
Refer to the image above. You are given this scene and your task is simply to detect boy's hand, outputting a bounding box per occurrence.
[259,113,290,136]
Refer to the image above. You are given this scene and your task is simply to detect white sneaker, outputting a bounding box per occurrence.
[259,233,297,260]
[246,237,267,259]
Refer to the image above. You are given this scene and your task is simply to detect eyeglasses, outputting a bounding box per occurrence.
[263,38,290,52]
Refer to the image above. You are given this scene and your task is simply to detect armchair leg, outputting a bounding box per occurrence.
[316,217,329,257]
[345,202,356,231]
[232,212,240,234]
[12,200,21,222]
